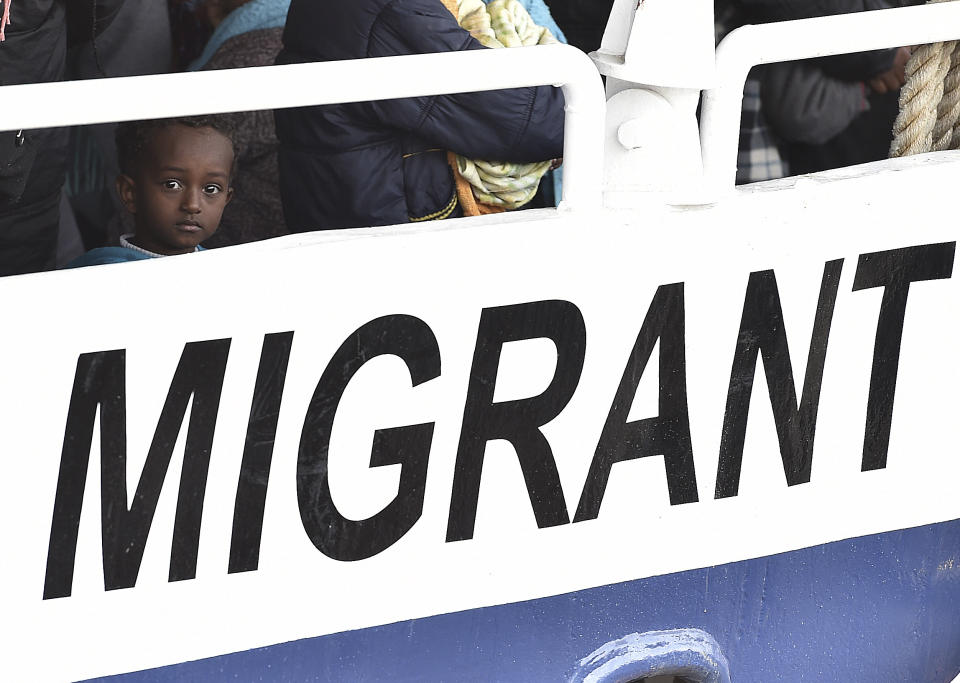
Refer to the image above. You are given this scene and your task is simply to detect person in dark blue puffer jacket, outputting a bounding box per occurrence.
[274,0,566,232]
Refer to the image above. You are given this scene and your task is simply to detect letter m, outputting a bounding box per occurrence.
[43,340,231,599]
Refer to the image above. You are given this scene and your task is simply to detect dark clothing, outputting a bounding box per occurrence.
[202,29,287,248]
[783,90,900,175]
[762,62,869,147]
[66,0,172,252]
[0,1,70,213]
[275,0,566,232]
[0,0,123,276]
[543,0,614,53]
[168,2,213,71]
[725,0,916,180]
[733,0,897,80]
[0,190,61,271]
[735,0,889,19]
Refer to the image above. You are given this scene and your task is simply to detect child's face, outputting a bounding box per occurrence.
[117,124,234,255]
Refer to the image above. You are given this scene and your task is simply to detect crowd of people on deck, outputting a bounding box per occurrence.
[0,0,924,275]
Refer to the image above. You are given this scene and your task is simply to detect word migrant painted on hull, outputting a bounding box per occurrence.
[41,241,955,600]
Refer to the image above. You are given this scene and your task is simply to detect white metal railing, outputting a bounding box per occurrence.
[700,2,960,195]
[0,44,605,213]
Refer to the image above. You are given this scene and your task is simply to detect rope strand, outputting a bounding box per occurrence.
[890,0,960,157]
[890,41,946,156]
[933,41,960,150]
[1,0,12,42]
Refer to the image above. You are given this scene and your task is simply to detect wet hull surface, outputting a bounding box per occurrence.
[90,517,960,682]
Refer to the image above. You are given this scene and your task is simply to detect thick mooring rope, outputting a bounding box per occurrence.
[890,0,960,156]
[933,41,960,150]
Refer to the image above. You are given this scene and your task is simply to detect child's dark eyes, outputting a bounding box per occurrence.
[160,180,223,196]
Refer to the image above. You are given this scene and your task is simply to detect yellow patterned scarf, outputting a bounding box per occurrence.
[440,0,558,215]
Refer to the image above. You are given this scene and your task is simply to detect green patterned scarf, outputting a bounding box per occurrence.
[451,0,558,210]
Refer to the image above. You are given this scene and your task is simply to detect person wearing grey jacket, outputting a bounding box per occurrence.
[762,44,912,174]
[755,0,920,174]
[725,0,918,180]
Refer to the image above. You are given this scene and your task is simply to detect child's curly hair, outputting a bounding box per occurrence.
[116,115,236,177]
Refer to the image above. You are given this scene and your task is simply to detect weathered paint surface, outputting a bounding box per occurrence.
[571,629,731,682]
[8,150,960,681]
[89,518,960,682]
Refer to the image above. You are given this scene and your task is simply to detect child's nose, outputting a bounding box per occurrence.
[181,189,201,214]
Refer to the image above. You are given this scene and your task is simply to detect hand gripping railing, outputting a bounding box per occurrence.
[700,2,960,195]
[0,44,605,214]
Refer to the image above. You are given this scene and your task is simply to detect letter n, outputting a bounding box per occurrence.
[715,261,842,498]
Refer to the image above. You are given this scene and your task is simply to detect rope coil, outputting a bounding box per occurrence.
[890,0,960,156]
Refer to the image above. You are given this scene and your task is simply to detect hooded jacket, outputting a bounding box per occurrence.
[275,0,565,231]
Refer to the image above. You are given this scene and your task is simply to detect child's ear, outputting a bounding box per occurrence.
[116,174,137,214]
[225,186,234,206]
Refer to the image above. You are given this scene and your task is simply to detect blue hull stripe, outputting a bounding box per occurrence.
[90,518,960,682]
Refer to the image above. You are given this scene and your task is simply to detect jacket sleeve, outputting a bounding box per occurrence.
[733,0,896,80]
[365,0,565,162]
[66,0,126,47]
[762,61,867,144]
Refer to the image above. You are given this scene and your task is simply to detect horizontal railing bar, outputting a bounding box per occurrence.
[0,44,605,212]
[700,3,960,195]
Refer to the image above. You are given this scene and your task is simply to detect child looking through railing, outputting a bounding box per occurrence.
[67,116,235,267]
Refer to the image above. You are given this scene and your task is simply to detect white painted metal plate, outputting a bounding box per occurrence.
[3,153,960,680]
